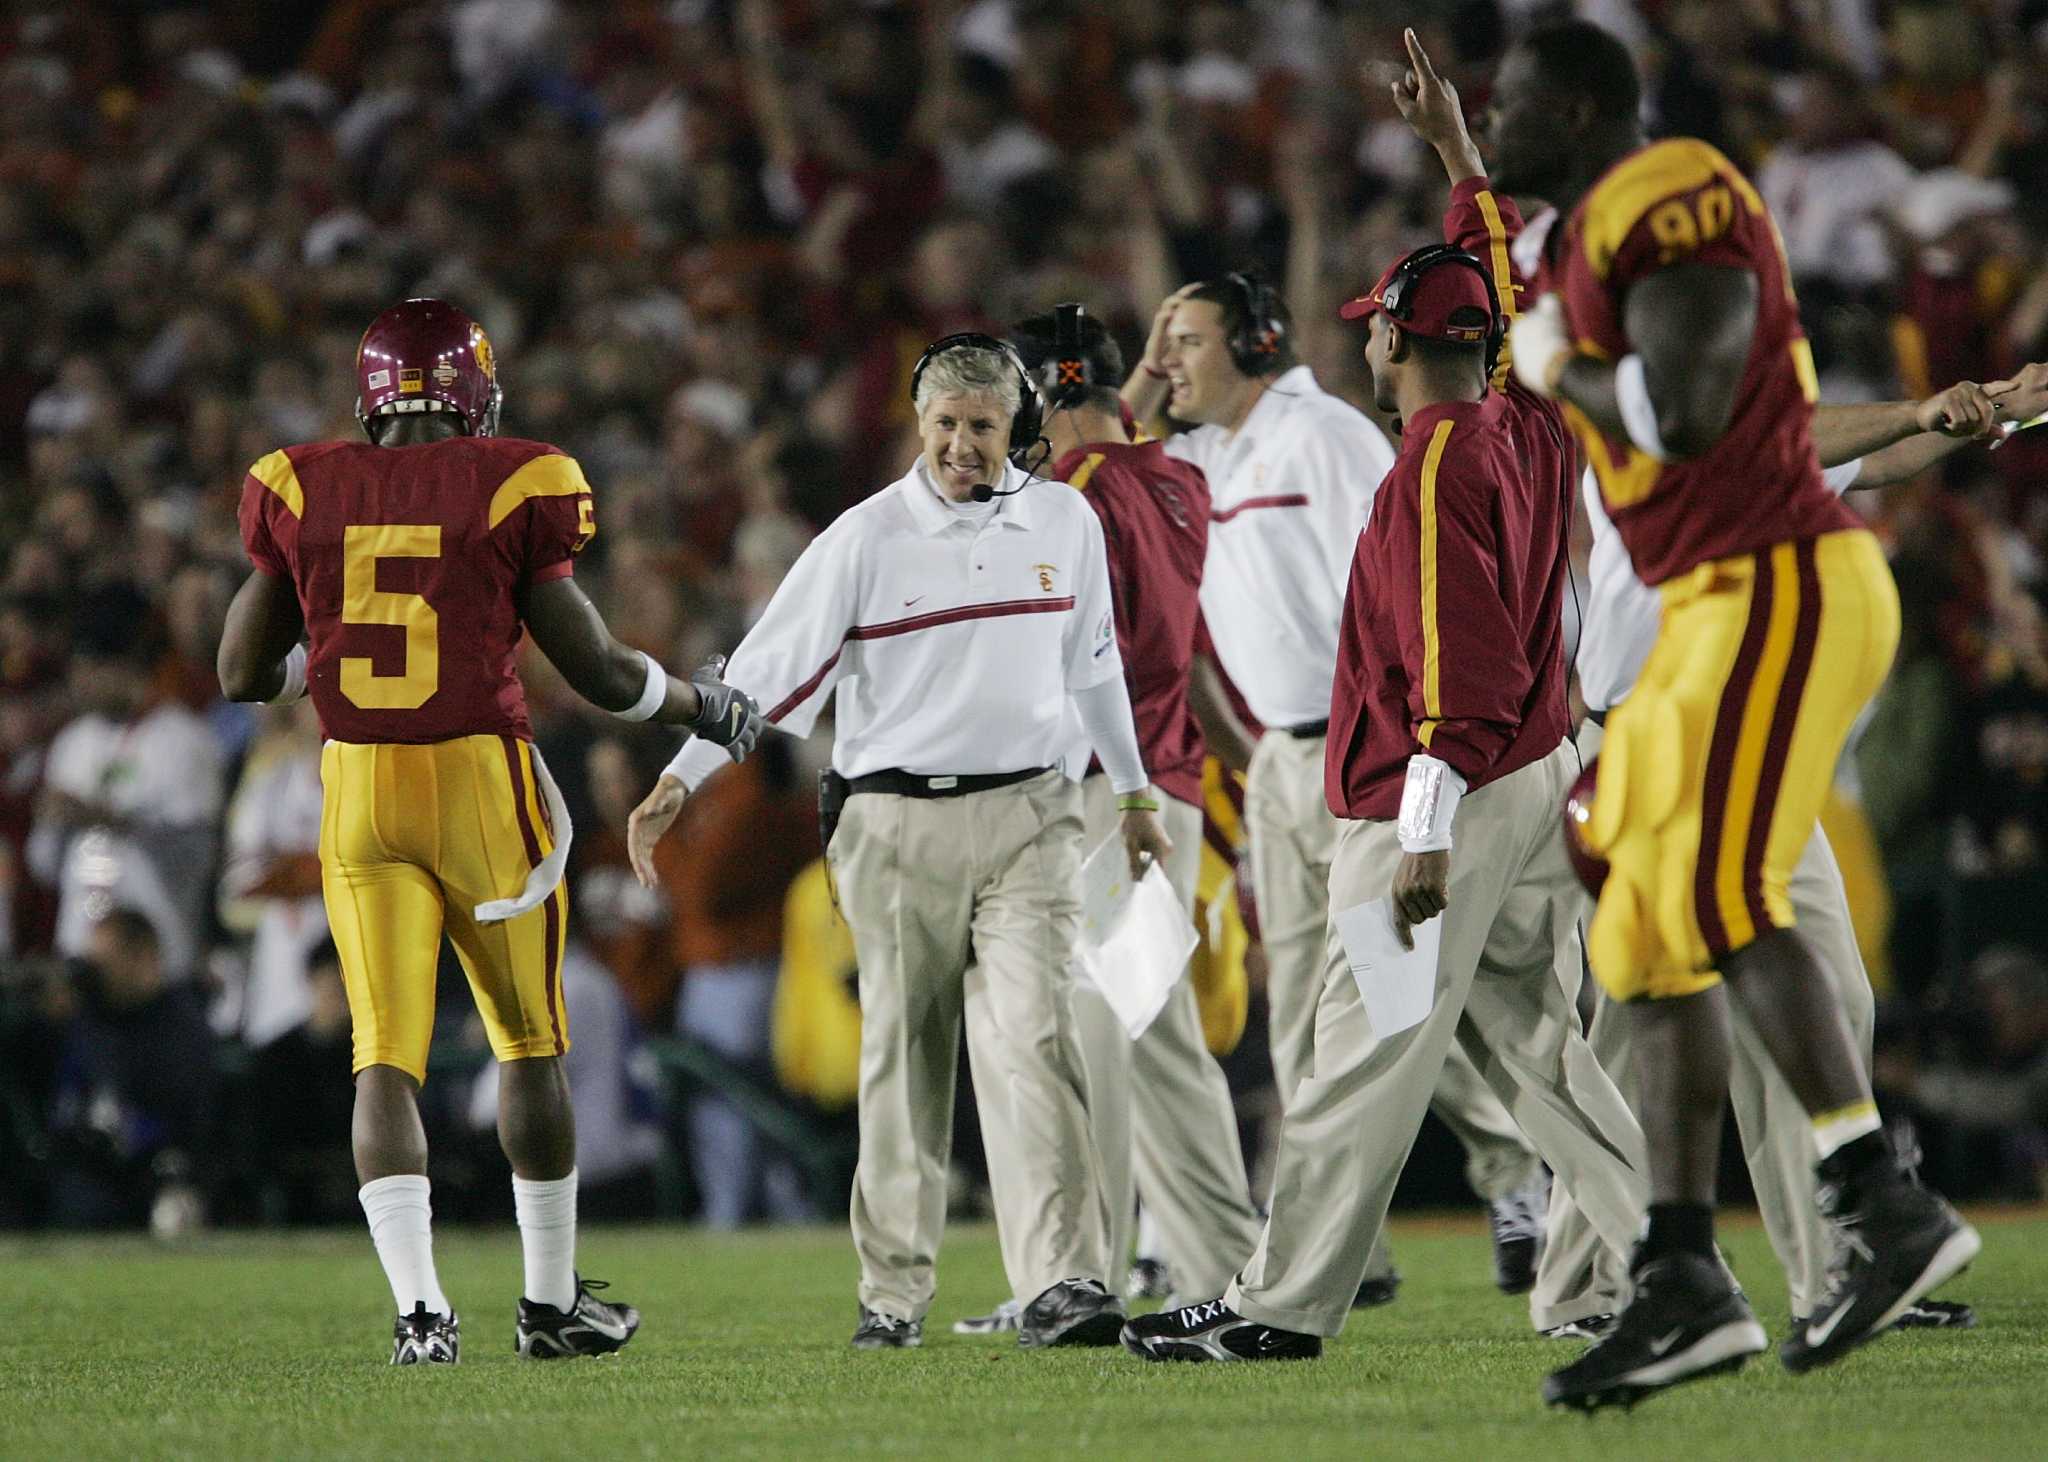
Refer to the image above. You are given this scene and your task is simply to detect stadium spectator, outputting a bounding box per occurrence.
[39,908,219,1230]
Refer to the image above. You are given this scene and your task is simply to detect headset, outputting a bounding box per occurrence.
[1374,244,1507,376]
[1038,301,1096,411]
[1224,270,1288,377]
[908,331,1049,500]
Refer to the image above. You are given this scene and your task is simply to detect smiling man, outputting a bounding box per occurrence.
[629,334,1171,1352]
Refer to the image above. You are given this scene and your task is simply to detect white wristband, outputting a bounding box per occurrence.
[614,650,668,722]
[1614,354,1671,462]
[1397,754,1467,853]
[268,644,308,706]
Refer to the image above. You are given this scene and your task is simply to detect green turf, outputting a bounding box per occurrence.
[5,1208,2043,1460]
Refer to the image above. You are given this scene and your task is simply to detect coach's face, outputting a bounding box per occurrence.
[919,389,1009,501]
[1162,299,1240,426]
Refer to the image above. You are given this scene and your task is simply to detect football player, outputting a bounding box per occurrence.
[1488,23,1980,1408]
[217,298,764,1364]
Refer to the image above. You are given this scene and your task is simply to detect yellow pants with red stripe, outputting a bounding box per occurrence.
[1585,529,1899,999]
[320,733,569,1081]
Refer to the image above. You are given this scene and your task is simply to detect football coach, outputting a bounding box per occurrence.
[1123,241,1645,1362]
[629,334,1172,1351]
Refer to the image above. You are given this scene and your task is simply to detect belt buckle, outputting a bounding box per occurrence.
[928,775,958,791]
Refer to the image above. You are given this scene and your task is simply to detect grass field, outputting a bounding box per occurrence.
[7,1208,2045,1461]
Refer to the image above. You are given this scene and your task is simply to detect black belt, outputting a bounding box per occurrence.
[846,767,1049,799]
[1284,720,1329,739]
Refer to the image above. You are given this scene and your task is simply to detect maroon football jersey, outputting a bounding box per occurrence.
[238,436,594,744]
[1056,439,1210,807]
[1557,138,1857,585]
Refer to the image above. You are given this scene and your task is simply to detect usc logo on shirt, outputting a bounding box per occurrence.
[1034,563,1058,593]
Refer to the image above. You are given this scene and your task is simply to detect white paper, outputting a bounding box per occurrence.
[1076,845,1198,1040]
[1332,898,1440,1038]
[1077,833,1138,943]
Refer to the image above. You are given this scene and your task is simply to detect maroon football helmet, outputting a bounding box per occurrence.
[1563,759,1609,896]
[355,298,501,439]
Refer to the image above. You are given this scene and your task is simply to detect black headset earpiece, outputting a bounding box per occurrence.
[1225,270,1287,377]
[1040,301,1094,410]
[909,331,1046,471]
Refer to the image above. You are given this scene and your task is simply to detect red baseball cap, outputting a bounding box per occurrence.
[1339,246,1496,344]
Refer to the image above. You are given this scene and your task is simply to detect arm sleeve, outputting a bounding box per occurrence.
[1064,505,1124,691]
[665,525,861,790]
[237,473,289,578]
[1382,440,1531,781]
[1446,178,1530,384]
[505,452,596,586]
[1072,675,1148,795]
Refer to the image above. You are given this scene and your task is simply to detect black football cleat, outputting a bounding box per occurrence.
[1126,1257,1174,1302]
[1017,1278,1125,1349]
[851,1305,923,1349]
[392,1302,460,1365]
[1894,1297,1977,1329]
[1539,1312,1616,1341]
[1542,1251,1766,1411]
[1780,1175,1979,1374]
[1353,1269,1401,1308]
[1489,1174,1549,1295]
[1121,1297,1323,1363]
[951,1297,1021,1335]
[516,1277,639,1359]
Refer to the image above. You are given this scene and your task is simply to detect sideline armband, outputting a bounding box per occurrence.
[1614,354,1671,463]
[615,650,668,722]
[268,644,309,706]
[1397,754,1467,854]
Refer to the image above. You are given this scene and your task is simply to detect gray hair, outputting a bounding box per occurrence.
[912,344,1020,421]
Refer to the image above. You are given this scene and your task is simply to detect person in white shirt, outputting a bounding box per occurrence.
[628,334,1172,1351]
[1533,369,2048,1338]
[217,701,327,1049]
[1123,274,1549,1304]
[31,586,223,984]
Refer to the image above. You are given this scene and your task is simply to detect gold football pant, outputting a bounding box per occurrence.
[320,733,569,1082]
[1586,529,1899,996]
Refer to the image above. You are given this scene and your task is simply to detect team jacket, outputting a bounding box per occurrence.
[238,436,594,744]
[1054,440,1211,808]
[1325,180,1575,819]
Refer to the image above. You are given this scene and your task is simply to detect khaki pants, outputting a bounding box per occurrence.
[1244,731,1542,1278]
[1531,720,1876,1327]
[1226,743,1648,1337]
[831,770,1108,1321]
[969,778,1263,1299]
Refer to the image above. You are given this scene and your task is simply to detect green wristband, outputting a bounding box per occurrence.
[1117,794,1160,814]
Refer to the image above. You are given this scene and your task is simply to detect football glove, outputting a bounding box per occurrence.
[687,657,765,761]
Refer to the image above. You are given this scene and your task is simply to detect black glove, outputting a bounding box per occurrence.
[687,657,765,760]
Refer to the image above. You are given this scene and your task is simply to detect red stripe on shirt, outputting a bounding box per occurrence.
[1212,493,1310,524]
[764,596,1077,724]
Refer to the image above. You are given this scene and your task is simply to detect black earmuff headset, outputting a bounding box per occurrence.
[1038,302,1094,411]
[1224,270,1288,376]
[909,331,1049,500]
[1376,244,1506,375]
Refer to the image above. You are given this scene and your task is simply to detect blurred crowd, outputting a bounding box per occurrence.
[2,0,2047,1232]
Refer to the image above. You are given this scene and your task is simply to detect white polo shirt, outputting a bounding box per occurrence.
[1165,364,1396,730]
[666,457,1123,790]
[1578,457,1864,714]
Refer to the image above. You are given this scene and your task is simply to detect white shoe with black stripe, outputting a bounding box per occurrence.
[516,1277,640,1359]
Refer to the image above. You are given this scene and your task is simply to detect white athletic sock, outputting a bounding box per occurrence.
[513,1169,579,1311]
[359,1174,451,1318]
[1812,1100,1883,1161]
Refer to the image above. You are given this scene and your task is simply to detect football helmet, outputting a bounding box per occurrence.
[1563,759,1608,895]
[355,298,501,439]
